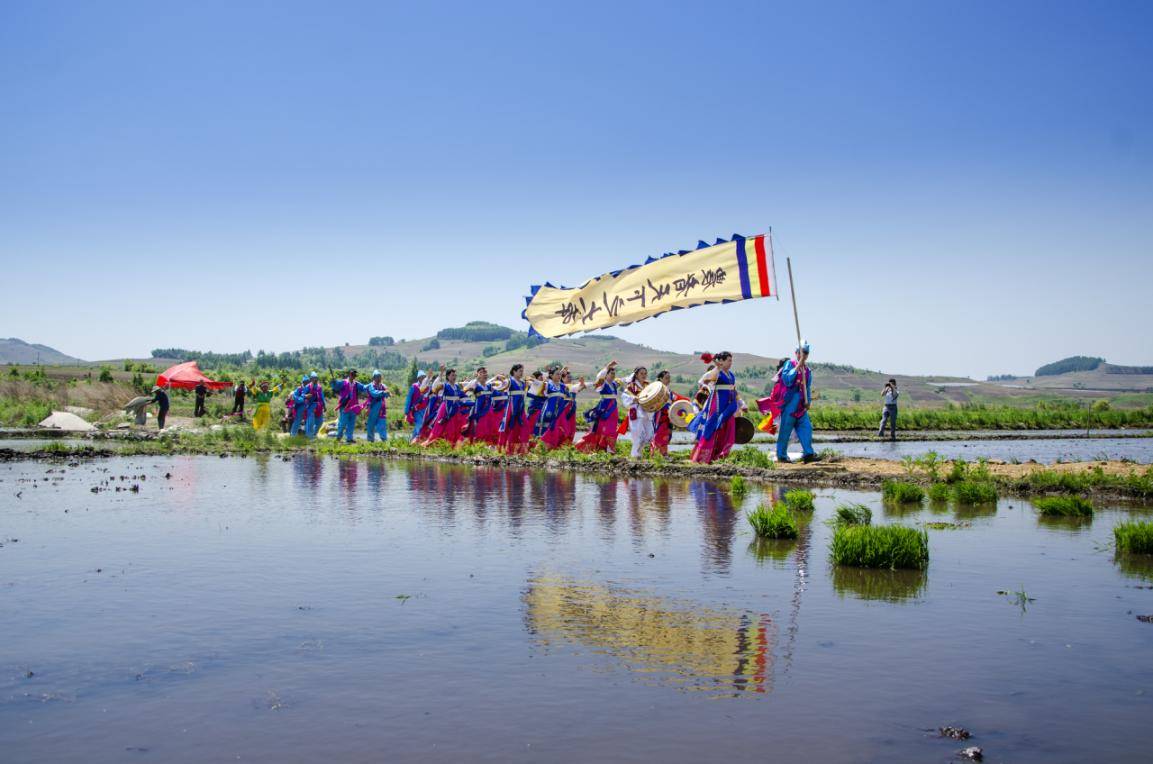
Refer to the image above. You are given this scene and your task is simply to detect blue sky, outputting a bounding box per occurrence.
[1,1,1150,377]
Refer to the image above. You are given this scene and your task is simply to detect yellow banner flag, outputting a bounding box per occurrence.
[523,234,776,338]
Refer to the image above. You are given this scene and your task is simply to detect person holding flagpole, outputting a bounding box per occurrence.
[690,352,739,464]
[775,342,817,463]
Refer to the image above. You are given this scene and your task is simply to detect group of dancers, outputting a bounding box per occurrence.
[279,342,817,465]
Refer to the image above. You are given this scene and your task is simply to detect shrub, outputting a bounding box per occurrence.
[882,480,924,504]
[831,525,929,570]
[1033,496,1094,517]
[927,482,952,502]
[747,503,798,539]
[952,480,998,505]
[834,503,872,526]
[726,446,773,469]
[1115,521,1153,554]
[729,475,749,496]
[783,489,815,512]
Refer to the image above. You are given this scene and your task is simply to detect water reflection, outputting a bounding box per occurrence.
[748,537,796,567]
[1114,553,1153,582]
[523,576,775,696]
[292,454,324,491]
[831,566,928,602]
[953,502,998,519]
[691,481,738,575]
[1037,515,1093,533]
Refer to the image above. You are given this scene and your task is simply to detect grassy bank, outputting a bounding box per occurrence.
[8,426,1153,500]
[806,400,1153,431]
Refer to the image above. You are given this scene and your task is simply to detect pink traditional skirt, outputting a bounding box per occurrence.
[473,409,502,444]
[651,415,671,456]
[577,415,619,453]
[424,406,468,446]
[690,415,736,464]
[540,417,568,449]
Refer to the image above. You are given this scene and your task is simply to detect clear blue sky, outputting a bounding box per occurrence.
[2,1,1150,378]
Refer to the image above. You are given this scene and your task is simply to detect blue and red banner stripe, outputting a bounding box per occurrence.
[735,234,773,300]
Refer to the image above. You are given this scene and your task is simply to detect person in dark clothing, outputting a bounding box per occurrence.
[194,381,209,417]
[232,381,248,415]
[149,385,170,430]
[878,378,899,440]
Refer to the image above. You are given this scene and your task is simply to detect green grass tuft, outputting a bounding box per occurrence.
[729,475,749,496]
[1033,496,1094,517]
[927,482,952,503]
[830,524,929,569]
[726,446,773,469]
[747,503,799,539]
[782,489,815,512]
[1115,521,1153,554]
[834,503,872,526]
[882,480,924,504]
[951,480,998,505]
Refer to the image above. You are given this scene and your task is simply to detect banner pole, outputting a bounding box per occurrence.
[787,257,807,403]
[769,227,779,301]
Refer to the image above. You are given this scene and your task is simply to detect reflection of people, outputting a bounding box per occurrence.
[878,378,899,441]
[148,385,170,430]
[193,381,208,418]
[775,343,816,463]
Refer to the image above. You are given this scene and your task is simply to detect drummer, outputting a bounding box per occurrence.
[621,366,654,458]
[650,370,686,456]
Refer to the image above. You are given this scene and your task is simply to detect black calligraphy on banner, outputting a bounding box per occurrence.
[553,266,730,325]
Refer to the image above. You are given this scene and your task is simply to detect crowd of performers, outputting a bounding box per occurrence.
[279,342,817,465]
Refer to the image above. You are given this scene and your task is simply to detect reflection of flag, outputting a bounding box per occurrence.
[523,233,776,338]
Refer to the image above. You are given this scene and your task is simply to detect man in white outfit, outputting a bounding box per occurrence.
[621,366,655,458]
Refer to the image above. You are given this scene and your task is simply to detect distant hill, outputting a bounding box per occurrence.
[994,356,1153,394]
[17,328,1151,405]
[0,338,86,365]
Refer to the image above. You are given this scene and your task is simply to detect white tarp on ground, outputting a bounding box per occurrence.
[38,411,97,432]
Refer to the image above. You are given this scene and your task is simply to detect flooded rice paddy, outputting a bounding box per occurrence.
[2,455,1152,762]
[662,432,1153,464]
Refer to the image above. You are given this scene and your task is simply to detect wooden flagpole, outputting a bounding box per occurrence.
[786,257,807,403]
